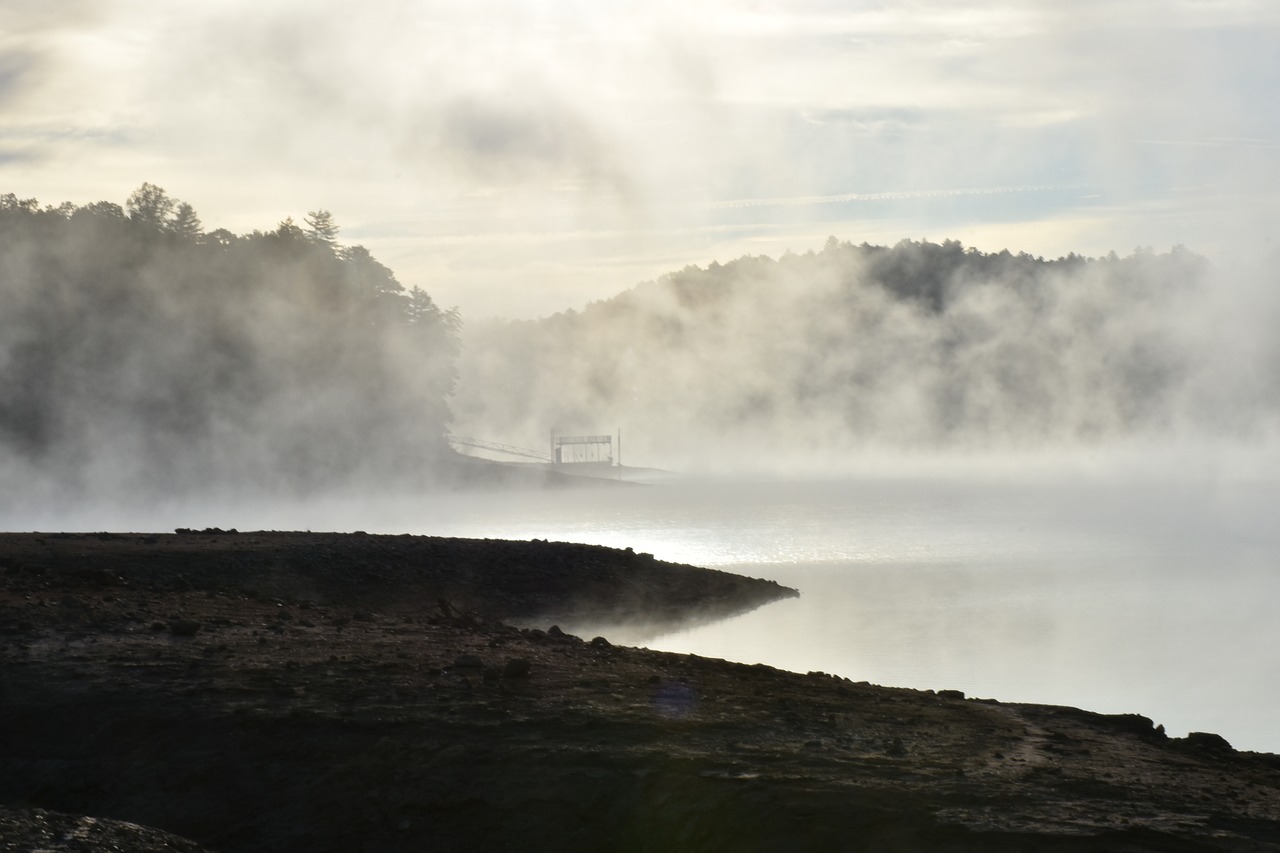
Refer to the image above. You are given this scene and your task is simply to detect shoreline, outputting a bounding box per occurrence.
[3,532,1279,851]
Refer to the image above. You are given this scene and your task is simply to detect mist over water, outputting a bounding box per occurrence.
[4,186,1279,758]
[477,471,1279,755]
[627,474,1280,755]
[452,241,1280,474]
[5,0,1280,804]
[18,461,1277,754]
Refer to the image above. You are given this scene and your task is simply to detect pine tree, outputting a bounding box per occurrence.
[171,202,203,240]
[304,210,340,248]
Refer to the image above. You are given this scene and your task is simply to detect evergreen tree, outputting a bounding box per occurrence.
[0,189,461,497]
[305,209,340,248]
[171,202,203,240]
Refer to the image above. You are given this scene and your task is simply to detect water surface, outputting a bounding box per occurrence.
[14,473,1279,752]
[409,475,1280,753]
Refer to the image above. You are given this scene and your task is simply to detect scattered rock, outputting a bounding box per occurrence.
[503,658,532,678]
[652,682,697,718]
[0,806,211,853]
[3,531,1277,853]
[1181,731,1233,753]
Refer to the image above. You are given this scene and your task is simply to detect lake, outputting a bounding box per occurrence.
[415,473,1280,754]
[13,469,1280,752]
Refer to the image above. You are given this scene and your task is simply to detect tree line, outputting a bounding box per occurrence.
[452,237,1227,467]
[0,185,459,498]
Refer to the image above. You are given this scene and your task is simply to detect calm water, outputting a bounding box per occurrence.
[15,473,1280,752]
[408,475,1280,753]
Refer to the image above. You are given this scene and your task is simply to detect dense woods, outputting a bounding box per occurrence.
[3,182,1267,491]
[0,185,458,498]
[453,238,1242,468]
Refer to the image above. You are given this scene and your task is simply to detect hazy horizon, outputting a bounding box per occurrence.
[5,1,1279,319]
[5,0,1279,520]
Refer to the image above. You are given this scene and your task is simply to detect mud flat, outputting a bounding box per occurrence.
[2,532,1279,851]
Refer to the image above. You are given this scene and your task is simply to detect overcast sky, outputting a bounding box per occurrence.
[3,0,1279,318]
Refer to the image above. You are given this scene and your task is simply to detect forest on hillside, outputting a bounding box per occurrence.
[453,238,1274,469]
[0,186,458,499]
[5,184,1273,494]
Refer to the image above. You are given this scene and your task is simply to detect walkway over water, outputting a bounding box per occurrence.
[445,435,552,463]
[449,432,621,467]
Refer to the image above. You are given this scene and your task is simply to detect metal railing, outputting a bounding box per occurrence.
[446,435,553,462]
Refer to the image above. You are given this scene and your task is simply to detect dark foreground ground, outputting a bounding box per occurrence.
[2,532,1279,852]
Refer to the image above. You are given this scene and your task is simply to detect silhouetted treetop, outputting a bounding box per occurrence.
[0,184,460,497]
[171,202,202,239]
[126,182,176,229]
[305,209,339,248]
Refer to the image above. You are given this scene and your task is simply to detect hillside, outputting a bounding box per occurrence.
[452,239,1265,469]
[0,189,458,501]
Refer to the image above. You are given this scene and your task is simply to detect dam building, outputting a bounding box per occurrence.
[551,432,617,468]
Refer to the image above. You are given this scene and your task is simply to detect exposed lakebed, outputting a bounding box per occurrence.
[3,530,1280,851]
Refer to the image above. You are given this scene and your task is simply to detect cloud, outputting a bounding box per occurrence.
[0,53,37,107]
[406,87,634,197]
[3,1,1280,318]
[703,183,1098,211]
[0,1,74,107]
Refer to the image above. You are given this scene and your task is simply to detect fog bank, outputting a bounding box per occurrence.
[0,189,459,511]
[453,238,1280,475]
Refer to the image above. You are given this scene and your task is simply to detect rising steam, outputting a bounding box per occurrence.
[0,187,459,509]
[452,238,1280,473]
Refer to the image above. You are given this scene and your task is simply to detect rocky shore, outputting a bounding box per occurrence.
[3,531,1280,851]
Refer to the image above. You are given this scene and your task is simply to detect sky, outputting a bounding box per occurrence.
[3,0,1280,319]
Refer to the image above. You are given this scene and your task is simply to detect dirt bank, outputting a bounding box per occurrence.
[2,532,1279,851]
